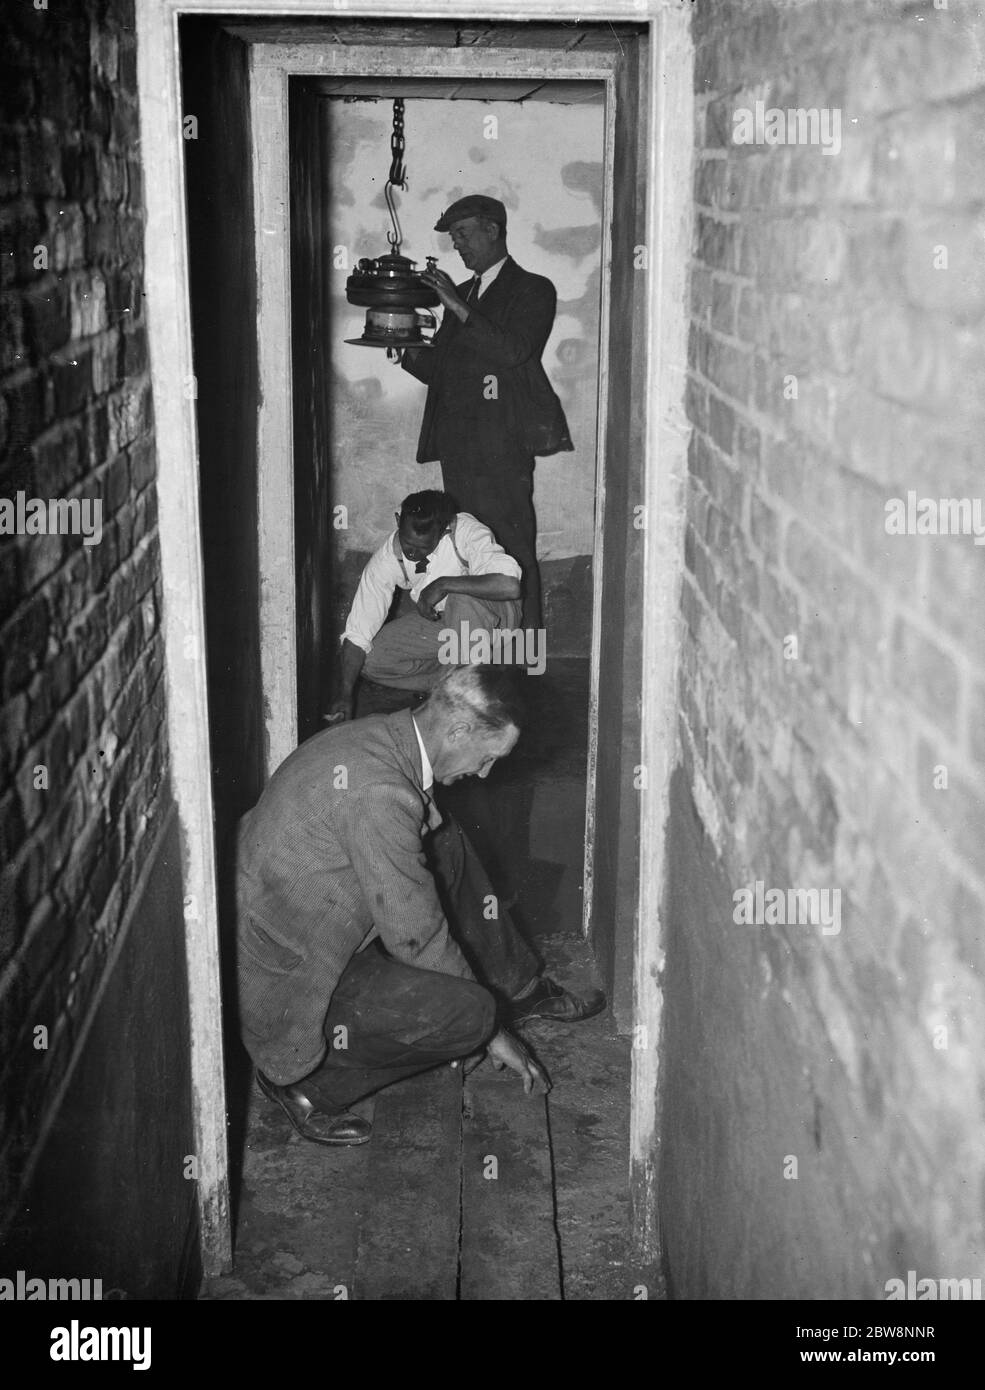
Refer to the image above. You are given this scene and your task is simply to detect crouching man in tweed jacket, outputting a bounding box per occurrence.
[236,665,604,1146]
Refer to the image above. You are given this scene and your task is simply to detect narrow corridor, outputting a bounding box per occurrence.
[204,662,660,1300]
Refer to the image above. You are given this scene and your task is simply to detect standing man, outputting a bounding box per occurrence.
[400,194,573,631]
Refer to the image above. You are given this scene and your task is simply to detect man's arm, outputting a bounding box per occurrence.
[339,782,475,980]
[417,268,558,369]
[415,514,522,619]
[329,547,398,719]
[416,572,520,620]
[399,345,435,383]
[326,639,367,721]
[339,783,548,1095]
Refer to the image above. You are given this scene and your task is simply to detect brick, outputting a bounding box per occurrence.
[695,212,735,272]
[69,271,107,339]
[20,533,64,596]
[847,16,985,115]
[891,618,960,739]
[711,278,737,335]
[118,39,138,96]
[124,156,143,208]
[690,264,712,324]
[49,346,93,417]
[90,28,119,83]
[750,494,779,560]
[902,213,985,321]
[97,152,126,205]
[919,764,985,875]
[22,279,71,357]
[695,157,726,209]
[0,590,48,700]
[86,211,119,265]
[873,108,962,209]
[708,393,735,453]
[118,323,146,378]
[31,418,84,495]
[0,292,27,374]
[61,142,99,203]
[693,430,744,520]
[0,202,44,289]
[110,99,140,152]
[706,334,752,404]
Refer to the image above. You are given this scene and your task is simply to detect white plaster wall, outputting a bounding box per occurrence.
[324,96,604,559]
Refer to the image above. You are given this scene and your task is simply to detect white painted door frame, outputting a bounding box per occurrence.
[138,0,691,1281]
[247,41,618,938]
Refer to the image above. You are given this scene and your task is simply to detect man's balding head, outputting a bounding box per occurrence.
[418,666,525,785]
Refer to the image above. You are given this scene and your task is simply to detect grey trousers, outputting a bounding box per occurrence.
[362,592,523,691]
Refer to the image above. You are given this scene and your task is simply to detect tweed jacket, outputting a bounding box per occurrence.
[401,255,573,462]
[235,710,472,1085]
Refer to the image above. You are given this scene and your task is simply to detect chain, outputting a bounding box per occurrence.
[388,98,406,189]
[385,98,407,253]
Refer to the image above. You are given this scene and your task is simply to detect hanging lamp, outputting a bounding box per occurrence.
[345,98,440,358]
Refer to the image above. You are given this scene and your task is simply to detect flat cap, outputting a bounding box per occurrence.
[434,194,508,233]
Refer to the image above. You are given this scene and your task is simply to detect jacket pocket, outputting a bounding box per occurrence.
[240,915,304,974]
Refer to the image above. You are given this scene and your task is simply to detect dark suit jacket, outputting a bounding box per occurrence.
[235,710,471,1085]
[402,255,573,462]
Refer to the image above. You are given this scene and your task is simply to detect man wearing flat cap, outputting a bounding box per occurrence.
[400,194,573,631]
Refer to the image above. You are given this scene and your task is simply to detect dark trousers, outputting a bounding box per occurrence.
[440,443,542,630]
[301,813,540,1113]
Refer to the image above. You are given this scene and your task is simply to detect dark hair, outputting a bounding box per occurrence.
[399,490,458,534]
[427,665,526,734]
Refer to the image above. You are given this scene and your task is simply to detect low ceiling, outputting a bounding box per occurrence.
[221,20,642,50]
[303,77,606,105]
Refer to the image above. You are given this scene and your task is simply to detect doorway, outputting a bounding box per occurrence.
[288,80,605,948]
[148,6,691,1285]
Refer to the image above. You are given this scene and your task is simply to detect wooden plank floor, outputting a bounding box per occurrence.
[203,937,662,1301]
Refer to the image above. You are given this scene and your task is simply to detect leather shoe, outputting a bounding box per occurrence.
[255,1069,371,1147]
[506,976,607,1025]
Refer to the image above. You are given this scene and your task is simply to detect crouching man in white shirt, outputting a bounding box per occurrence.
[327,490,524,722]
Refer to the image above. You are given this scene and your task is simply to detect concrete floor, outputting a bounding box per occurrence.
[204,660,663,1300]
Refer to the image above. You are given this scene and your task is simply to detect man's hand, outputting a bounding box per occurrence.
[486,1029,551,1096]
[416,577,447,621]
[323,696,353,724]
[420,266,469,322]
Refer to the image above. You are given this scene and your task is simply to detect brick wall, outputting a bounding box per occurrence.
[0,0,177,1244]
[661,0,985,1296]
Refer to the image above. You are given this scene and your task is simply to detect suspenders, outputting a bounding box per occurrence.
[394,516,469,586]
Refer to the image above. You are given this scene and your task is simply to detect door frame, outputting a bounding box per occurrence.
[137,0,691,1280]
[247,38,618,933]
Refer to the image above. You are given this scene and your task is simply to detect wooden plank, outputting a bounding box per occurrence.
[459,1069,562,1300]
[251,43,620,86]
[354,1067,464,1300]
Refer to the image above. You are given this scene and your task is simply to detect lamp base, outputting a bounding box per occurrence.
[343,337,435,349]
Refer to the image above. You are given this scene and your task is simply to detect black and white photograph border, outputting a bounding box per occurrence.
[1,0,983,1355]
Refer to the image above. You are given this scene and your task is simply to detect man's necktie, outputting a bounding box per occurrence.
[465,276,480,301]
[422,790,443,834]
[414,557,428,575]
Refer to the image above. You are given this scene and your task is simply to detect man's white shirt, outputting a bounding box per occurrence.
[470,255,507,299]
[342,511,521,654]
[410,714,434,792]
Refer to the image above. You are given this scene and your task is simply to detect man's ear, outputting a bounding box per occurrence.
[447,719,473,745]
